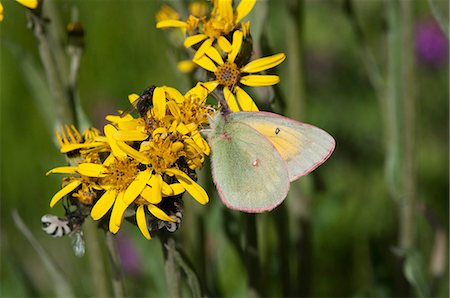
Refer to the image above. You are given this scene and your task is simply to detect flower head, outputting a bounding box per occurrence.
[415,18,449,68]
[47,85,212,240]
[193,31,286,111]
[157,0,256,60]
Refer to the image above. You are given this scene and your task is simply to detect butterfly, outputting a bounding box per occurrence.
[206,111,335,212]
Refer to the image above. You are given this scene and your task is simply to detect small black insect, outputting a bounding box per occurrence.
[121,86,156,118]
[149,197,184,234]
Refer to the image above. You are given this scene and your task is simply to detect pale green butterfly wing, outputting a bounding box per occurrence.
[208,113,290,212]
[229,112,335,181]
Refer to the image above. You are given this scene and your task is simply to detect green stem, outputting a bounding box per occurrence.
[399,0,416,251]
[161,237,182,298]
[345,0,385,103]
[105,232,125,298]
[12,210,75,298]
[84,220,110,297]
[427,0,449,37]
[245,215,260,297]
[285,0,306,119]
[27,10,75,127]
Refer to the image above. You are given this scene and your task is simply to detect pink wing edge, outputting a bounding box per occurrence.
[234,111,336,182]
[209,120,291,213]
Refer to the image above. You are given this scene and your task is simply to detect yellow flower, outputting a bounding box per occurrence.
[47,84,213,240]
[1,0,39,22]
[188,1,209,18]
[156,4,180,24]
[16,0,38,9]
[56,125,107,155]
[193,31,286,111]
[157,0,256,59]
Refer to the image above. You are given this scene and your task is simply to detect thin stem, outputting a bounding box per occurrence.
[285,0,306,119]
[245,215,260,297]
[427,0,449,37]
[27,10,75,127]
[161,237,182,298]
[284,1,313,296]
[345,0,385,104]
[84,220,110,297]
[12,210,75,298]
[105,232,125,298]
[399,0,416,251]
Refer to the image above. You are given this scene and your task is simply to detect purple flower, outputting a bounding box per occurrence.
[117,233,143,276]
[415,18,449,68]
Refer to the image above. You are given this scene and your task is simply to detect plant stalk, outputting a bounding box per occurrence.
[105,232,125,298]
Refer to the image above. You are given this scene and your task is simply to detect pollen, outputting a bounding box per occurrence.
[214,61,240,87]
[73,187,97,205]
[103,158,140,193]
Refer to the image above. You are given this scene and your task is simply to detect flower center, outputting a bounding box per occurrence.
[215,61,240,87]
[103,158,139,192]
[144,136,181,174]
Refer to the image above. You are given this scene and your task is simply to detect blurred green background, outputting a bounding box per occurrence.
[1,0,448,297]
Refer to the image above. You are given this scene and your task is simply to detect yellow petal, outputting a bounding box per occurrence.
[16,0,38,9]
[217,36,232,53]
[193,55,217,73]
[106,114,134,124]
[104,124,127,158]
[164,87,185,103]
[176,123,191,135]
[152,87,166,120]
[235,86,259,111]
[46,166,77,175]
[91,190,117,220]
[147,174,163,204]
[141,185,162,204]
[0,3,3,22]
[239,75,280,86]
[165,168,209,205]
[216,0,233,21]
[152,127,168,138]
[110,224,119,234]
[148,204,176,222]
[50,180,82,207]
[60,142,106,153]
[170,183,185,195]
[206,47,224,65]
[136,205,151,240]
[77,163,107,177]
[156,20,187,28]
[193,38,213,60]
[111,191,128,229]
[184,34,208,48]
[161,181,174,196]
[167,101,181,119]
[116,141,151,164]
[123,169,152,204]
[128,93,140,104]
[171,141,184,153]
[224,86,240,112]
[228,31,243,63]
[114,130,148,141]
[177,60,197,73]
[192,132,210,155]
[240,53,286,73]
[235,0,256,23]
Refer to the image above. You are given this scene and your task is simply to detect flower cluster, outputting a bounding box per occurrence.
[156,0,286,112]
[46,0,286,241]
[48,85,212,239]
